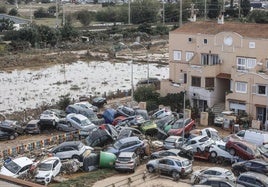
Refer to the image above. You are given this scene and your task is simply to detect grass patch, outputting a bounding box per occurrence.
[50,169,117,187]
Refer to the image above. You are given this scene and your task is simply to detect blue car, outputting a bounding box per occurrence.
[105,136,147,156]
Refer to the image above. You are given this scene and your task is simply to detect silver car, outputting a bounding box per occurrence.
[115,152,140,172]
[146,156,193,180]
[50,141,93,161]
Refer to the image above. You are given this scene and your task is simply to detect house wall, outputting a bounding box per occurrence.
[163,22,268,120]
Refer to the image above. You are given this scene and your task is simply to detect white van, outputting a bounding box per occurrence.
[236,129,268,146]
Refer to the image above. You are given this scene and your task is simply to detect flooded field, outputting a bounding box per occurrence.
[0,60,169,114]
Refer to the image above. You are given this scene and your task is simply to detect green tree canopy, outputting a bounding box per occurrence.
[208,0,220,19]
[247,10,268,23]
[76,10,94,27]
[8,8,18,16]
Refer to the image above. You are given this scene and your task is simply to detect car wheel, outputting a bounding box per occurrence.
[229,148,236,155]
[233,169,240,176]
[9,135,15,140]
[210,151,217,158]
[72,155,81,161]
[193,177,200,184]
[147,165,154,173]
[171,171,180,181]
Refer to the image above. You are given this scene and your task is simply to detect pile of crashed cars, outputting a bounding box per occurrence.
[1,99,268,187]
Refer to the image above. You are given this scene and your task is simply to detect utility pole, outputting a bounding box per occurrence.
[179,0,182,27]
[204,0,207,20]
[56,0,59,28]
[162,0,165,25]
[128,0,131,25]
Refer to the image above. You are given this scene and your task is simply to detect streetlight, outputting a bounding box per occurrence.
[131,42,149,84]
[118,42,134,103]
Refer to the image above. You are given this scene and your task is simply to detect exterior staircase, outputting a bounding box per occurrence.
[212,102,225,116]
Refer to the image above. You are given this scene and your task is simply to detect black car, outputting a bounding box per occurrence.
[0,120,24,134]
[85,128,114,147]
[0,130,18,140]
[91,97,107,108]
[232,159,268,176]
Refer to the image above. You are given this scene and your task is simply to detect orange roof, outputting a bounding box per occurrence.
[171,21,268,38]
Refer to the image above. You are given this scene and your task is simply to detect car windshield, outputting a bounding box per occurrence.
[258,145,268,154]
[78,143,84,150]
[113,140,123,149]
[165,137,178,143]
[171,120,184,129]
[43,110,53,115]
[80,119,91,126]
[4,161,21,174]
[199,136,209,142]
[27,124,36,128]
[38,163,52,171]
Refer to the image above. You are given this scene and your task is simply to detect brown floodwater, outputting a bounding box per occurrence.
[0,60,169,114]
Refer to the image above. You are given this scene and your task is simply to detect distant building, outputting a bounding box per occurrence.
[0,14,30,30]
[161,21,268,124]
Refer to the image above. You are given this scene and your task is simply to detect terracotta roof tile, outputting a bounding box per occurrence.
[171,21,268,38]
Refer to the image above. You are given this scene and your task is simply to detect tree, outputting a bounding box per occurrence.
[60,23,79,41]
[0,6,7,13]
[0,18,15,32]
[77,10,94,26]
[241,0,251,17]
[131,0,160,24]
[34,7,49,18]
[208,0,220,19]
[247,10,268,23]
[8,8,18,16]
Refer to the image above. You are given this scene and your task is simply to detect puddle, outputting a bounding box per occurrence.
[0,60,169,114]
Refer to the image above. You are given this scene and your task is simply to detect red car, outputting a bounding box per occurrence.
[226,138,261,160]
[167,118,196,136]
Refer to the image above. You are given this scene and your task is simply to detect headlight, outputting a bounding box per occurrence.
[45,173,50,177]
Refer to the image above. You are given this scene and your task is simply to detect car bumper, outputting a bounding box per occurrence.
[115,164,135,171]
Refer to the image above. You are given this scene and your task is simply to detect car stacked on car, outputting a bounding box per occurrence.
[3,98,268,186]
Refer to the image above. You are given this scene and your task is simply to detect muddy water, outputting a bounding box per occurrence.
[0,60,169,114]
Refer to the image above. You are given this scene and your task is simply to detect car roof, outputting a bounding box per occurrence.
[166,135,183,139]
[238,171,268,180]
[191,135,208,140]
[67,113,87,120]
[203,167,230,172]
[165,155,188,161]
[118,136,140,143]
[249,159,268,165]
[27,120,40,124]
[55,141,82,148]
[118,152,135,157]
[41,157,59,164]
[13,157,33,166]
[167,149,181,154]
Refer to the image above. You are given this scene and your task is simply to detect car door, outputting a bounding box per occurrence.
[52,159,61,177]
[17,164,31,177]
[55,146,75,159]
[202,169,216,179]
[158,158,168,174]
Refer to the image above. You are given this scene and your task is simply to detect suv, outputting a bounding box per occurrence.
[198,177,236,187]
[236,172,268,187]
[105,136,147,156]
[146,156,192,181]
[39,109,66,127]
[226,137,260,160]
[0,157,33,178]
[50,141,93,161]
[232,159,268,176]
[115,152,140,172]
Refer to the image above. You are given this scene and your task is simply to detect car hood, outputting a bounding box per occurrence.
[35,170,52,178]
[0,166,16,177]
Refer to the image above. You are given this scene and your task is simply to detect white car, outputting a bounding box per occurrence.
[191,167,235,184]
[164,135,184,149]
[183,135,214,153]
[74,101,98,112]
[35,157,62,185]
[40,109,66,126]
[151,108,172,119]
[66,113,97,132]
[0,156,33,178]
[209,140,235,162]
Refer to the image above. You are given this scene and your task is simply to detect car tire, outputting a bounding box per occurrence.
[233,169,240,176]
[171,171,180,181]
[9,135,15,140]
[229,148,236,155]
[72,155,81,161]
[210,151,217,158]
[193,177,200,184]
[147,165,154,173]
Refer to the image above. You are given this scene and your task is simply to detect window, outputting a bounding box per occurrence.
[192,76,201,87]
[184,73,187,84]
[204,39,208,44]
[237,57,256,70]
[205,77,214,89]
[188,38,192,42]
[235,82,247,93]
[186,52,194,61]
[173,50,181,61]
[201,53,219,65]
[249,42,255,49]
[258,85,266,95]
